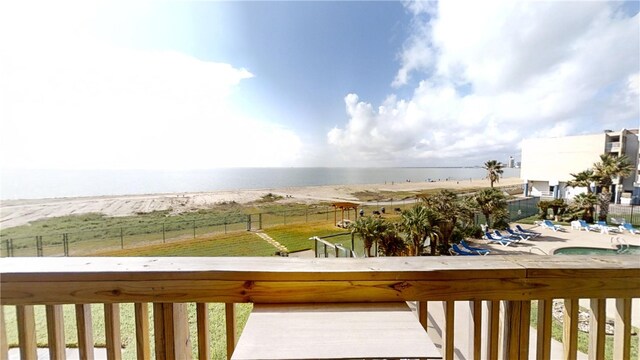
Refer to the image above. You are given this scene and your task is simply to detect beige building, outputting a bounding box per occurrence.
[520,129,639,204]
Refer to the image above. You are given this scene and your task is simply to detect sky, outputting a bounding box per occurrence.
[0,0,638,170]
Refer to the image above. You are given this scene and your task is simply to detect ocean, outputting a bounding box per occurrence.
[0,168,520,200]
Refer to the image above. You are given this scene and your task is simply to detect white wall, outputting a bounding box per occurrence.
[521,134,605,182]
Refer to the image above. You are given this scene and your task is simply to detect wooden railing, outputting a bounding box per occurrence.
[1,256,639,360]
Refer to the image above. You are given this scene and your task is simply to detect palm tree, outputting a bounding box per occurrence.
[483,160,504,188]
[350,216,385,257]
[474,188,508,228]
[400,204,438,256]
[421,190,462,252]
[570,193,598,223]
[377,223,408,256]
[593,154,633,221]
[566,169,595,193]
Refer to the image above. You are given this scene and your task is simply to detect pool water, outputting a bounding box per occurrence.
[554,245,640,255]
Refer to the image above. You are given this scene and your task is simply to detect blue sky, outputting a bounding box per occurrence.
[1,1,638,169]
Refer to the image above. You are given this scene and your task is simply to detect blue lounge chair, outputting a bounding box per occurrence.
[450,244,478,256]
[619,223,639,235]
[460,240,490,255]
[505,227,531,240]
[494,230,523,241]
[596,221,619,234]
[515,225,541,237]
[484,232,516,246]
[542,220,564,232]
[577,220,599,232]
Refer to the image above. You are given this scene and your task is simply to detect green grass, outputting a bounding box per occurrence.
[264,222,351,253]
[95,231,277,257]
[530,300,638,360]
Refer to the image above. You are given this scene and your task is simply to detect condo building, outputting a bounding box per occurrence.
[520,129,640,204]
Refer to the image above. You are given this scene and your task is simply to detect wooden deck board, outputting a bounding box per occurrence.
[231,302,442,360]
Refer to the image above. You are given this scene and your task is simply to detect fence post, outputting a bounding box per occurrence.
[120,228,124,249]
[326,207,329,221]
[162,223,166,243]
[6,239,13,257]
[259,213,262,230]
[63,234,69,256]
[246,215,251,231]
[193,220,196,239]
[36,236,43,257]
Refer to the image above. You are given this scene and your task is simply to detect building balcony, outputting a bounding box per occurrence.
[605,141,622,153]
[1,256,638,359]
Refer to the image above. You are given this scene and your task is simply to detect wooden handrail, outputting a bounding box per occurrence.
[1,256,638,360]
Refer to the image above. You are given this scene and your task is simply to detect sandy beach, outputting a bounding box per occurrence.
[0,177,522,229]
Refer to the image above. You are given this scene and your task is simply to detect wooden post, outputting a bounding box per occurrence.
[0,306,8,360]
[417,301,428,332]
[45,304,66,360]
[196,303,210,360]
[468,300,482,360]
[225,303,237,360]
[442,300,455,360]
[501,301,530,360]
[75,304,95,360]
[563,299,578,360]
[154,303,191,360]
[485,301,499,360]
[134,303,151,360]
[16,305,37,360]
[588,298,605,360]
[259,213,262,230]
[613,298,631,360]
[536,299,552,360]
[105,303,122,360]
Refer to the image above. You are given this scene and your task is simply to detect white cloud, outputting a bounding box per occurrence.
[0,2,302,169]
[329,1,639,166]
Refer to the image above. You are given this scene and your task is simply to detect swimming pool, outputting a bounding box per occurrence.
[553,245,640,255]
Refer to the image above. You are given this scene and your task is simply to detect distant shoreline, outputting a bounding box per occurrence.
[0,177,523,229]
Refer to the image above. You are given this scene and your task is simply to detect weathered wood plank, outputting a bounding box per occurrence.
[613,298,631,360]
[0,306,8,360]
[45,305,66,360]
[226,303,236,360]
[485,301,499,360]
[562,298,578,360]
[104,303,122,360]
[196,303,210,360]
[536,299,552,360]
[16,305,37,360]
[468,300,482,360]
[3,277,638,305]
[153,303,191,360]
[134,303,150,360]
[231,302,441,360]
[75,304,94,360]
[588,298,605,360]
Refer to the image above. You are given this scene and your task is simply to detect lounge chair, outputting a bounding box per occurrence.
[515,225,541,237]
[596,221,619,234]
[494,230,523,241]
[610,217,626,225]
[618,223,638,235]
[449,244,478,256]
[460,240,490,255]
[505,227,531,240]
[541,220,564,232]
[576,220,599,232]
[484,232,517,247]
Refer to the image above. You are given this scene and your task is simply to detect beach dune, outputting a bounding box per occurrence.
[0,177,522,229]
